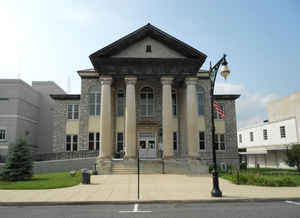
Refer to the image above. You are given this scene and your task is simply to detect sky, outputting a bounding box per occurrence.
[1,0,300,129]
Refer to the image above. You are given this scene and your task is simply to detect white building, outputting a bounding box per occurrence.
[238,91,300,168]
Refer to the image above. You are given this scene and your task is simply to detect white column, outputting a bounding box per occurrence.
[124,76,137,159]
[161,76,174,159]
[99,76,113,160]
[185,77,198,158]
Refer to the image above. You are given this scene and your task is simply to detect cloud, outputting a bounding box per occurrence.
[214,81,280,129]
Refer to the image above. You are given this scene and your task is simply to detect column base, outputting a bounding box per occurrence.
[163,155,174,160]
[124,155,137,160]
[96,158,112,174]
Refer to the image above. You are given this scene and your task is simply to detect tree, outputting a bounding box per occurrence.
[0,138,33,181]
[286,144,300,174]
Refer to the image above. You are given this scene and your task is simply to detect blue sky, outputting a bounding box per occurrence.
[1,0,299,128]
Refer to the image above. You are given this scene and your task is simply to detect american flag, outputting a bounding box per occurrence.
[213,101,225,119]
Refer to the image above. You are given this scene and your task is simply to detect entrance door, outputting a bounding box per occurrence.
[138,132,156,158]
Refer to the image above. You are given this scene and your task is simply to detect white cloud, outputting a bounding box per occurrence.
[214,81,280,129]
[60,7,94,25]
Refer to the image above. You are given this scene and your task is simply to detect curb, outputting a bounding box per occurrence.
[1,198,300,206]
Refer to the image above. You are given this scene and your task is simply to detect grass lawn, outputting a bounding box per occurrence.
[0,172,82,190]
[220,168,300,187]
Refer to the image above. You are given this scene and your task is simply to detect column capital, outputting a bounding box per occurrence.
[99,76,113,85]
[185,77,198,86]
[161,76,174,85]
[125,76,137,85]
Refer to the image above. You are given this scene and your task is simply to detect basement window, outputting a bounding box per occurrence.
[146,45,152,52]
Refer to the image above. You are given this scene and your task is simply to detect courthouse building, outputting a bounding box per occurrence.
[51,24,240,173]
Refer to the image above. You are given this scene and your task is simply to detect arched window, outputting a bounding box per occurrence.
[197,86,204,115]
[88,87,101,116]
[140,87,153,117]
[116,89,125,116]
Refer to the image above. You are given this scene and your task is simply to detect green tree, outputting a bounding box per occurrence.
[0,138,33,181]
[286,144,300,174]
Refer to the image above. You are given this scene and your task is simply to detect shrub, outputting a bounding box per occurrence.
[229,171,297,187]
[0,138,33,181]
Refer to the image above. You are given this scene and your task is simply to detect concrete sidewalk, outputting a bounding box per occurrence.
[0,174,300,204]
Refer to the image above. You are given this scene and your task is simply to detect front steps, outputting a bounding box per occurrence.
[109,159,209,175]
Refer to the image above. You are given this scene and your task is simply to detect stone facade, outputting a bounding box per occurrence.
[51,23,240,173]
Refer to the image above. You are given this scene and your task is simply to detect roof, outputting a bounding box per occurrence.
[50,94,80,100]
[89,23,207,65]
[214,94,240,100]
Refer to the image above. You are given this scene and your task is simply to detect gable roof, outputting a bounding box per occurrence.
[89,23,207,65]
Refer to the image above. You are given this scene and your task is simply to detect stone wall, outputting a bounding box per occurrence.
[0,158,96,174]
[53,99,80,152]
[79,78,101,151]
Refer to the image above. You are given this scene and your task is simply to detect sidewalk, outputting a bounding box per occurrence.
[0,174,300,205]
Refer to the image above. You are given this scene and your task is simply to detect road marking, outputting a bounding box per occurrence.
[119,203,152,213]
[285,200,300,206]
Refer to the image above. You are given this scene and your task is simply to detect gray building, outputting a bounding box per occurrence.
[0,79,65,158]
[51,24,240,174]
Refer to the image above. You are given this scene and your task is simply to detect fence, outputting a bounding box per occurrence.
[32,150,99,161]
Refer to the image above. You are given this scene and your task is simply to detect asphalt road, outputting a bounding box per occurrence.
[1,201,300,218]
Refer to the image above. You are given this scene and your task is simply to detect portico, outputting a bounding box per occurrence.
[52,23,240,174]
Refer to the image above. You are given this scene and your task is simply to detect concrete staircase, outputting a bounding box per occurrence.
[111,159,209,174]
[112,159,163,174]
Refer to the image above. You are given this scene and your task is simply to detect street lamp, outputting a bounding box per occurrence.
[209,54,230,197]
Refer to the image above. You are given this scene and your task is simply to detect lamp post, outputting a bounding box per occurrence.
[209,54,230,197]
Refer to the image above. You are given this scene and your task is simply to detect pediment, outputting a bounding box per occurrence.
[90,23,207,64]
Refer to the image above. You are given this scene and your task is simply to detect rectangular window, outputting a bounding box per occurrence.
[198,94,204,115]
[67,104,79,120]
[67,104,73,119]
[280,126,286,138]
[0,129,7,141]
[239,134,242,143]
[117,91,125,116]
[213,103,224,120]
[89,132,100,151]
[117,132,124,152]
[66,135,78,152]
[215,134,225,150]
[199,131,205,150]
[263,129,268,140]
[66,135,71,151]
[96,133,100,150]
[89,132,94,150]
[250,132,254,142]
[89,93,101,116]
[173,132,177,151]
[172,91,177,116]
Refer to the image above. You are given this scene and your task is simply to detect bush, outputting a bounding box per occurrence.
[0,138,33,181]
[229,171,297,187]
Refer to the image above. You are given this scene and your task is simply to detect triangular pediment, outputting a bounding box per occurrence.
[90,23,207,62]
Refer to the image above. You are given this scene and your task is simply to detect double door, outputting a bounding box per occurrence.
[138,132,156,158]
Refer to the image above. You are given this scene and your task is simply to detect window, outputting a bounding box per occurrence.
[172,89,177,116]
[173,132,177,151]
[117,90,125,116]
[67,104,79,120]
[140,87,153,117]
[65,135,78,152]
[213,103,224,119]
[199,132,205,150]
[146,45,152,52]
[89,87,101,116]
[263,129,268,140]
[215,134,225,150]
[239,134,242,143]
[197,86,204,115]
[116,132,124,152]
[280,126,286,138]
[0,129,7,141]
[89,132,100,151]
[250,132,254,142]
